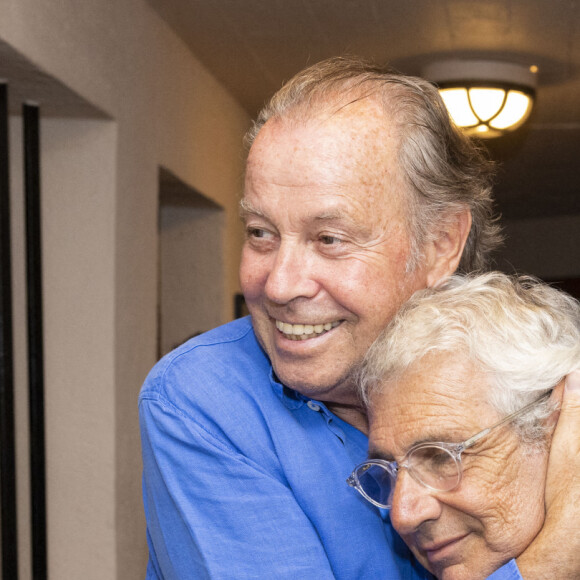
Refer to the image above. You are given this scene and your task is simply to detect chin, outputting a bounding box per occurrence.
[433,559,511,580]
[274,365,338,396]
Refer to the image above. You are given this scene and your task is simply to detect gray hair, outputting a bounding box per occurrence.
[245,56,502,272]
[359,272,580,444]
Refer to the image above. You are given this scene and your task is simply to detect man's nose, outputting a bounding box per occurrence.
[264,241,320,304]
[389,470,442,535]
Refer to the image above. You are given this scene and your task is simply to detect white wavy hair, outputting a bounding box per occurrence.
[359,272,580,444]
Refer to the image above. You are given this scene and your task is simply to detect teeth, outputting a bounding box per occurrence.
[275,319,340,340]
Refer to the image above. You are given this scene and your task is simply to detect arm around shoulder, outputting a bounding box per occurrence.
[514,371,580,579]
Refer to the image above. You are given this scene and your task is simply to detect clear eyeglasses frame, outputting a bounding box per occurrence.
[347,391,551,510]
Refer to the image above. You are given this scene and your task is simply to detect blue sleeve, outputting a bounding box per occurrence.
[486,559,523,580]
[139,394,337,580]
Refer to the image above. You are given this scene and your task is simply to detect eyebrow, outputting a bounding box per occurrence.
[368,433,462,462]
[240,199,369,233]
[367,447,395,462]
[239,198,265,218]
[313,210,371,236]
[312,209,345,221]
[240,199,351,221]
[313,209,366,229]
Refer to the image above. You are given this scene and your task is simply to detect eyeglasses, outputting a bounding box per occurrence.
[347,391,551,509]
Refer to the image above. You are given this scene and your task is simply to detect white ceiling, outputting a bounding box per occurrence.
[147,0,580,220]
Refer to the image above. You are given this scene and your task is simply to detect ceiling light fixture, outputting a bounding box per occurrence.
[422,60,538,138]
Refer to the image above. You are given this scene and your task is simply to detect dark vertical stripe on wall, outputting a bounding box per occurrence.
[23,102,47,580]
[0,83,19,579]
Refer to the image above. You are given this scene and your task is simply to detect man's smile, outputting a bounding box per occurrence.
[275,319,342,341]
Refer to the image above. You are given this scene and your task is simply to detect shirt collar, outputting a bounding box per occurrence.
[268,368,311,410]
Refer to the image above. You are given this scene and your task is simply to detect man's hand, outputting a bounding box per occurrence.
[516,370,580,579]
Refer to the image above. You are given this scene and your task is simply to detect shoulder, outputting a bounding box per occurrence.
[141,316,268,394]
[139,317,276,423]
[139,317,288,464]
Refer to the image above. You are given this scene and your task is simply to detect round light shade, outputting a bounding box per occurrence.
[423,61,537,138]
[439,86,534,137]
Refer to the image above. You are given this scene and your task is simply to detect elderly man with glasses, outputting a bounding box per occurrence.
[353,272,580,580]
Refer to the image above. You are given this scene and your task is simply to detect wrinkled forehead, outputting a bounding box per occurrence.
[243,110,409,232]
[369,354,491,425]
[368,354,496,451]
[246,97,403,190]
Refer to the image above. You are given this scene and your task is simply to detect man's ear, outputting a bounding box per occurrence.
[425,209,472,288]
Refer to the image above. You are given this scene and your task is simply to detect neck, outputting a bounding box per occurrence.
[324,401,369,435]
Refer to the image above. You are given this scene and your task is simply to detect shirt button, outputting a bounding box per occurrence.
[307,401,321,412]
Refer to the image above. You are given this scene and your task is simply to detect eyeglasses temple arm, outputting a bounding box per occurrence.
[462,391,552,449]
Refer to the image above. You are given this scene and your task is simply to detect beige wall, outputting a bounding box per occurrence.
[1,0,250,578]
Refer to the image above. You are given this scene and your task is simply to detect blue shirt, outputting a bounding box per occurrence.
[139,317,523,579]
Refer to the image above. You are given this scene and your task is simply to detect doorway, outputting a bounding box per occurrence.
[158,168,225,356]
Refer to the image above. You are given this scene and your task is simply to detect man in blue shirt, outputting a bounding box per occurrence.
[140,57,580,579]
